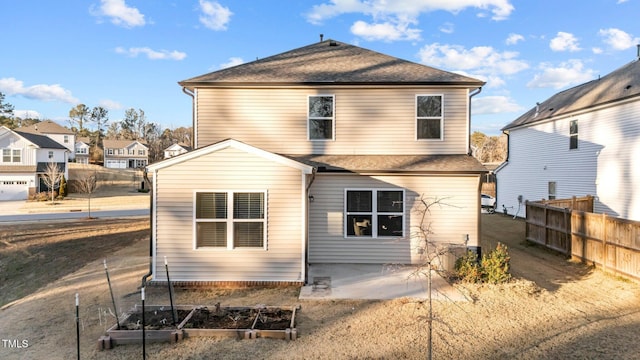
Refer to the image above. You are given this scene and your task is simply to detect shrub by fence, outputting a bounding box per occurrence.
[526,196,640,282]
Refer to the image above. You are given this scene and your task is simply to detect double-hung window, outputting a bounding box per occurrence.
[2,148,21,163]
[416,95,443,140]
[569,120,578,149]
[345,189,404,238]
[308,95,334,140]
[195,191,266,249]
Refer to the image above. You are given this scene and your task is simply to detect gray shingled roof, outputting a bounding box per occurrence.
[503,59,640,131]
[180,39,484,87]
[17,120,74,134]
[15,130,67,149]
[286,154,487,173]
[103,139,148,148]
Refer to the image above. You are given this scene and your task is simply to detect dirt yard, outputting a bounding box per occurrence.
[1,214,639,359]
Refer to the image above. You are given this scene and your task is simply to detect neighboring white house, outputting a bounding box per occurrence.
[75,137,91,164]
[147,39,487,285]
[163,142,191,159]
[103,139,148,169]
[17,120,76,161]
[496,58,640,221]
[0,126,69,200]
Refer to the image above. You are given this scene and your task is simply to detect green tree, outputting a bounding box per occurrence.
[69,104,90,132]
[0,92,16,128]
[89,106,109,145]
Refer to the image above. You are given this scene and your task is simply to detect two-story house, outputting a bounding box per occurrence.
[103,139,148,169]
[74,137,91,164]
[496,57,640,221]
[17,120,76,161]
[0,126,69,200]
[146,39,486,285]
[163,142,191,159]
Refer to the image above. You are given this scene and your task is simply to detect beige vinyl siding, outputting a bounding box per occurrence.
[152,147,305,282]
[196,87,469,155]
[308,173,480,264]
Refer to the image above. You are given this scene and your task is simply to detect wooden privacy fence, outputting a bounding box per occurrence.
[526,197,640,282]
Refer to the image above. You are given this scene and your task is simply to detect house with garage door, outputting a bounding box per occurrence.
[496,56,640,221]
[74,137,91,164]
[103,139,148,169]
[0,126,69,200]
[146,39,487,285]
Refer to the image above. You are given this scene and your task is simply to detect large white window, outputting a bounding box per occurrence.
[308,95,334,140]
[195,191,266,249]
[2,148,21,163]
[345,189,404,238]
[416,95,443,140]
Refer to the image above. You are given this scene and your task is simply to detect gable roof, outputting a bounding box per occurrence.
[503,59,640,131]
[17,120,74,135]
[148,138,314,174]
[76,137,91,144]
[14,130,67,149]
[164,143,192,152]
[180,39,484,88]
[103,139,148,149]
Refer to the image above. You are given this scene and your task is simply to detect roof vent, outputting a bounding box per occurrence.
[625,84,632,90]
[329,40,337,46]
[320,34,324,42]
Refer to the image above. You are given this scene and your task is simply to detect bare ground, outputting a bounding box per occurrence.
[1,214,639,359]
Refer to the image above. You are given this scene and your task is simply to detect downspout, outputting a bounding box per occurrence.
[182,87,195,149]
[141,168,153,287]
[303,168,317,284]
[468,87,482,155]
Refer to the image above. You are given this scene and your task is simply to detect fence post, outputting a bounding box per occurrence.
[544,204,548,246]
[564,208,571,256]
[602,212,607,274]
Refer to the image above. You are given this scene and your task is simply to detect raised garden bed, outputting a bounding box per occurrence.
[98,305,195,349]
[99,304,300,349]
[182,305,299,340]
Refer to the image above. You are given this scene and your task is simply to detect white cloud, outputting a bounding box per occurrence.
[99,99,122,110]
[418,43,528,88]
[91,0,145,28]
[505,33,524,45]
[527,60,596,89]
[0,77,79,104]
[439,22,454,34]
[199,0,232,31]
[220,57,244,69]
[13,110,43,119]
[351,20,421,41]
[550,32,581,52]
[306,0,514,25]
[472,95,523,115]
[115,47,187,60]
[592,47,603,54]
[598,28,639,50]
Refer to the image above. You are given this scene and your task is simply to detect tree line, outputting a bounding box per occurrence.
[0,92,192,164]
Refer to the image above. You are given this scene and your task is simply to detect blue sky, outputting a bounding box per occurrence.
[1,0,639,135]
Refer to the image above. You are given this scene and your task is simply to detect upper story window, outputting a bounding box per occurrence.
[64,135,69,143]
[2,148,21,163]
[107,149,114,155]
[194,191,266,249]
[569,120,578,149]
[128,149,135,155]
[76,147,87,154]
[117,149,124,155]
[48,151,54,159]
[345,189,404,238]
[416,95,443,140]
[308,95,334,140]
[138,149,145,156]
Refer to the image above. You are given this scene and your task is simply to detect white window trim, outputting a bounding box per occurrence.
[1,148,22,163]
[415,94,444,141]
[193,190,268,251]
[307,94,335,141]
[344,188,405,238]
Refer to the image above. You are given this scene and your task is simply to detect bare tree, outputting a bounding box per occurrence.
[41,162,64,204]
[75,168,100,218]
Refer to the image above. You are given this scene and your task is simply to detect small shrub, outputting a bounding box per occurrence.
[455,251,483,283]
[58,176,67,198]
[481,243,512,284]
[454,243,512,284]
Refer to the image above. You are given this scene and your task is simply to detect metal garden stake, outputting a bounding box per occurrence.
[103,259,120,330]
[164,256,178,326]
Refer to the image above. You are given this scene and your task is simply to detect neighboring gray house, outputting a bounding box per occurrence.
[147,39,487,285]
[163,142,191,159]
[496,57,640,221]
[103,139,148,169]
[0,126,69,200]
[17,120,76,161]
